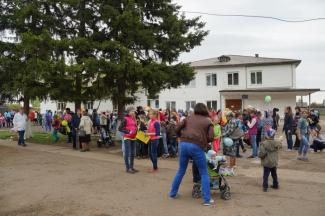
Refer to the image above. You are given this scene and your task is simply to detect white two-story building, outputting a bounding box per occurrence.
[41,54,319,116]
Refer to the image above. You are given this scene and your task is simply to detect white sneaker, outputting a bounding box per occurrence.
[203,199,214,206]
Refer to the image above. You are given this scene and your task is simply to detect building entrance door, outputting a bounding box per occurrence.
[225,99,242,111]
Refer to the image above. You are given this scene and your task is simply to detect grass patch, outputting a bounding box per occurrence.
[0,130,13,139]
[0,130,66,144]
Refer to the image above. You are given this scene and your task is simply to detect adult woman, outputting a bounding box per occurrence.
[118,107,138,174]
[13,108,27,147]
[169,103,214,206]
[146,109,161,173]
[79,110,93,152]
[283,106,294,151]
[248,109,258,158]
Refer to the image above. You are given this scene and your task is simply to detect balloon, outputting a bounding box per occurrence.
[265,95,272,103]
[223,137,234,147]
[61,120,68,127]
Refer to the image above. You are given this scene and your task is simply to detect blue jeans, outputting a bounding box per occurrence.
[162,132,168,155]
[285,129,293,150]
[251,135,258,157]
[45,123,52,132]
[124,139,136,170]
[149,139,159,169]
[18,130,25,145]
[170,141,210,203]
[169,138,178,156]
[298,135,309,156]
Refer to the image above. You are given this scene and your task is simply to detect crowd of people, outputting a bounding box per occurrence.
[2,103,324,206]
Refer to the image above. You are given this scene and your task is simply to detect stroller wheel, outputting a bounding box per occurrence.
[192,184,202,199]
[220,185,231,200]
[221,190,231,200]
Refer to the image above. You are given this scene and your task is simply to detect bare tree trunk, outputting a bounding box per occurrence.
[23,95,30,115]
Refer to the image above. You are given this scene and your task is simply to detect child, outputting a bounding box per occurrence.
[206,150,227,189]
[167,116,178,157]
[310,128,325,152]
[52,114,61,142]
[212,116,221,153]
[0,113,5,128]
[258,128,280,192]
[146,109,161,173]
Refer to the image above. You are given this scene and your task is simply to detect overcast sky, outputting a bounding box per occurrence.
[175,0,325,103]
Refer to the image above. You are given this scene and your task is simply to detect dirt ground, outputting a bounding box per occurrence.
[0,136,325,216]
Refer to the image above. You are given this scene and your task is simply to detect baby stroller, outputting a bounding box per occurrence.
[97,126,114,148]
[192,156,231,200]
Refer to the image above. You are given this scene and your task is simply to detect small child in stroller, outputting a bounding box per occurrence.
[97,126,114,148]
[192,150,232,200]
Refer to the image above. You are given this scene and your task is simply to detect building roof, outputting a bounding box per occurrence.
[190,55,301,68]
[220,88,320,96]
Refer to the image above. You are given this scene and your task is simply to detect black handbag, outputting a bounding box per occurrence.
[78,128,86,137]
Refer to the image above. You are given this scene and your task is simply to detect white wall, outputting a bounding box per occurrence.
[40,63,297,113]
[246,64,295,89]
[158,63,296,111]
[232,93,296,118]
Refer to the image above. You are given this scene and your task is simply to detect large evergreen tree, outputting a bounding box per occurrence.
[0,0,62,113]
[1,0,208,115]
[87,0,208,115]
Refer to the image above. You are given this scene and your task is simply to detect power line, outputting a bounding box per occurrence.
[180,11,325,23]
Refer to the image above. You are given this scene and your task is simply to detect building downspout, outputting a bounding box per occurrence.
[245,66,248,89]
[219,91,222,111]
[291,64,294,88]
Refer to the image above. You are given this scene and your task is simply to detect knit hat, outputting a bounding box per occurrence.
[207,150,217,158]
[266,128,276,139]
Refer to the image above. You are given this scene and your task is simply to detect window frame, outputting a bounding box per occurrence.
[250,71,263,85]
[166,101,176,110]
[227,72,239,86]
[57,102,66,111]
[206,100,218,110]
[185,101,196,111]
[206,73,217,87]
[86,101,94,110]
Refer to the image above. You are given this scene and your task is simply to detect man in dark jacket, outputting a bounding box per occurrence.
[71,110,81,149]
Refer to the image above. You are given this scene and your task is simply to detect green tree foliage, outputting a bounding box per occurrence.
[87,0,208,115]
[1,0,208,115]
[0,0,61,113]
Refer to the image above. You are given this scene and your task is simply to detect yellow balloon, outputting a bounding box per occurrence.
[61,120,68,126]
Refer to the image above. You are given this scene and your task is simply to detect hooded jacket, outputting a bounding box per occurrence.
[258,139,281,168]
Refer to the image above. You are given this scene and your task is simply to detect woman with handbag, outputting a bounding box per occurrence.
[79,110,93,152]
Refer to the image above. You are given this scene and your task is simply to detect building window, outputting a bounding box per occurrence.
[148,99,159,108]
[154,100,159,109]
[166,101,176,110]
[186,79,196,88]
[228,72,239,85]
[185,101,196,111]
[57,102,66,111]
[86,101,94,110]
[206,73,217,86]
[207,100,218,110]
[251,71,262,84]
